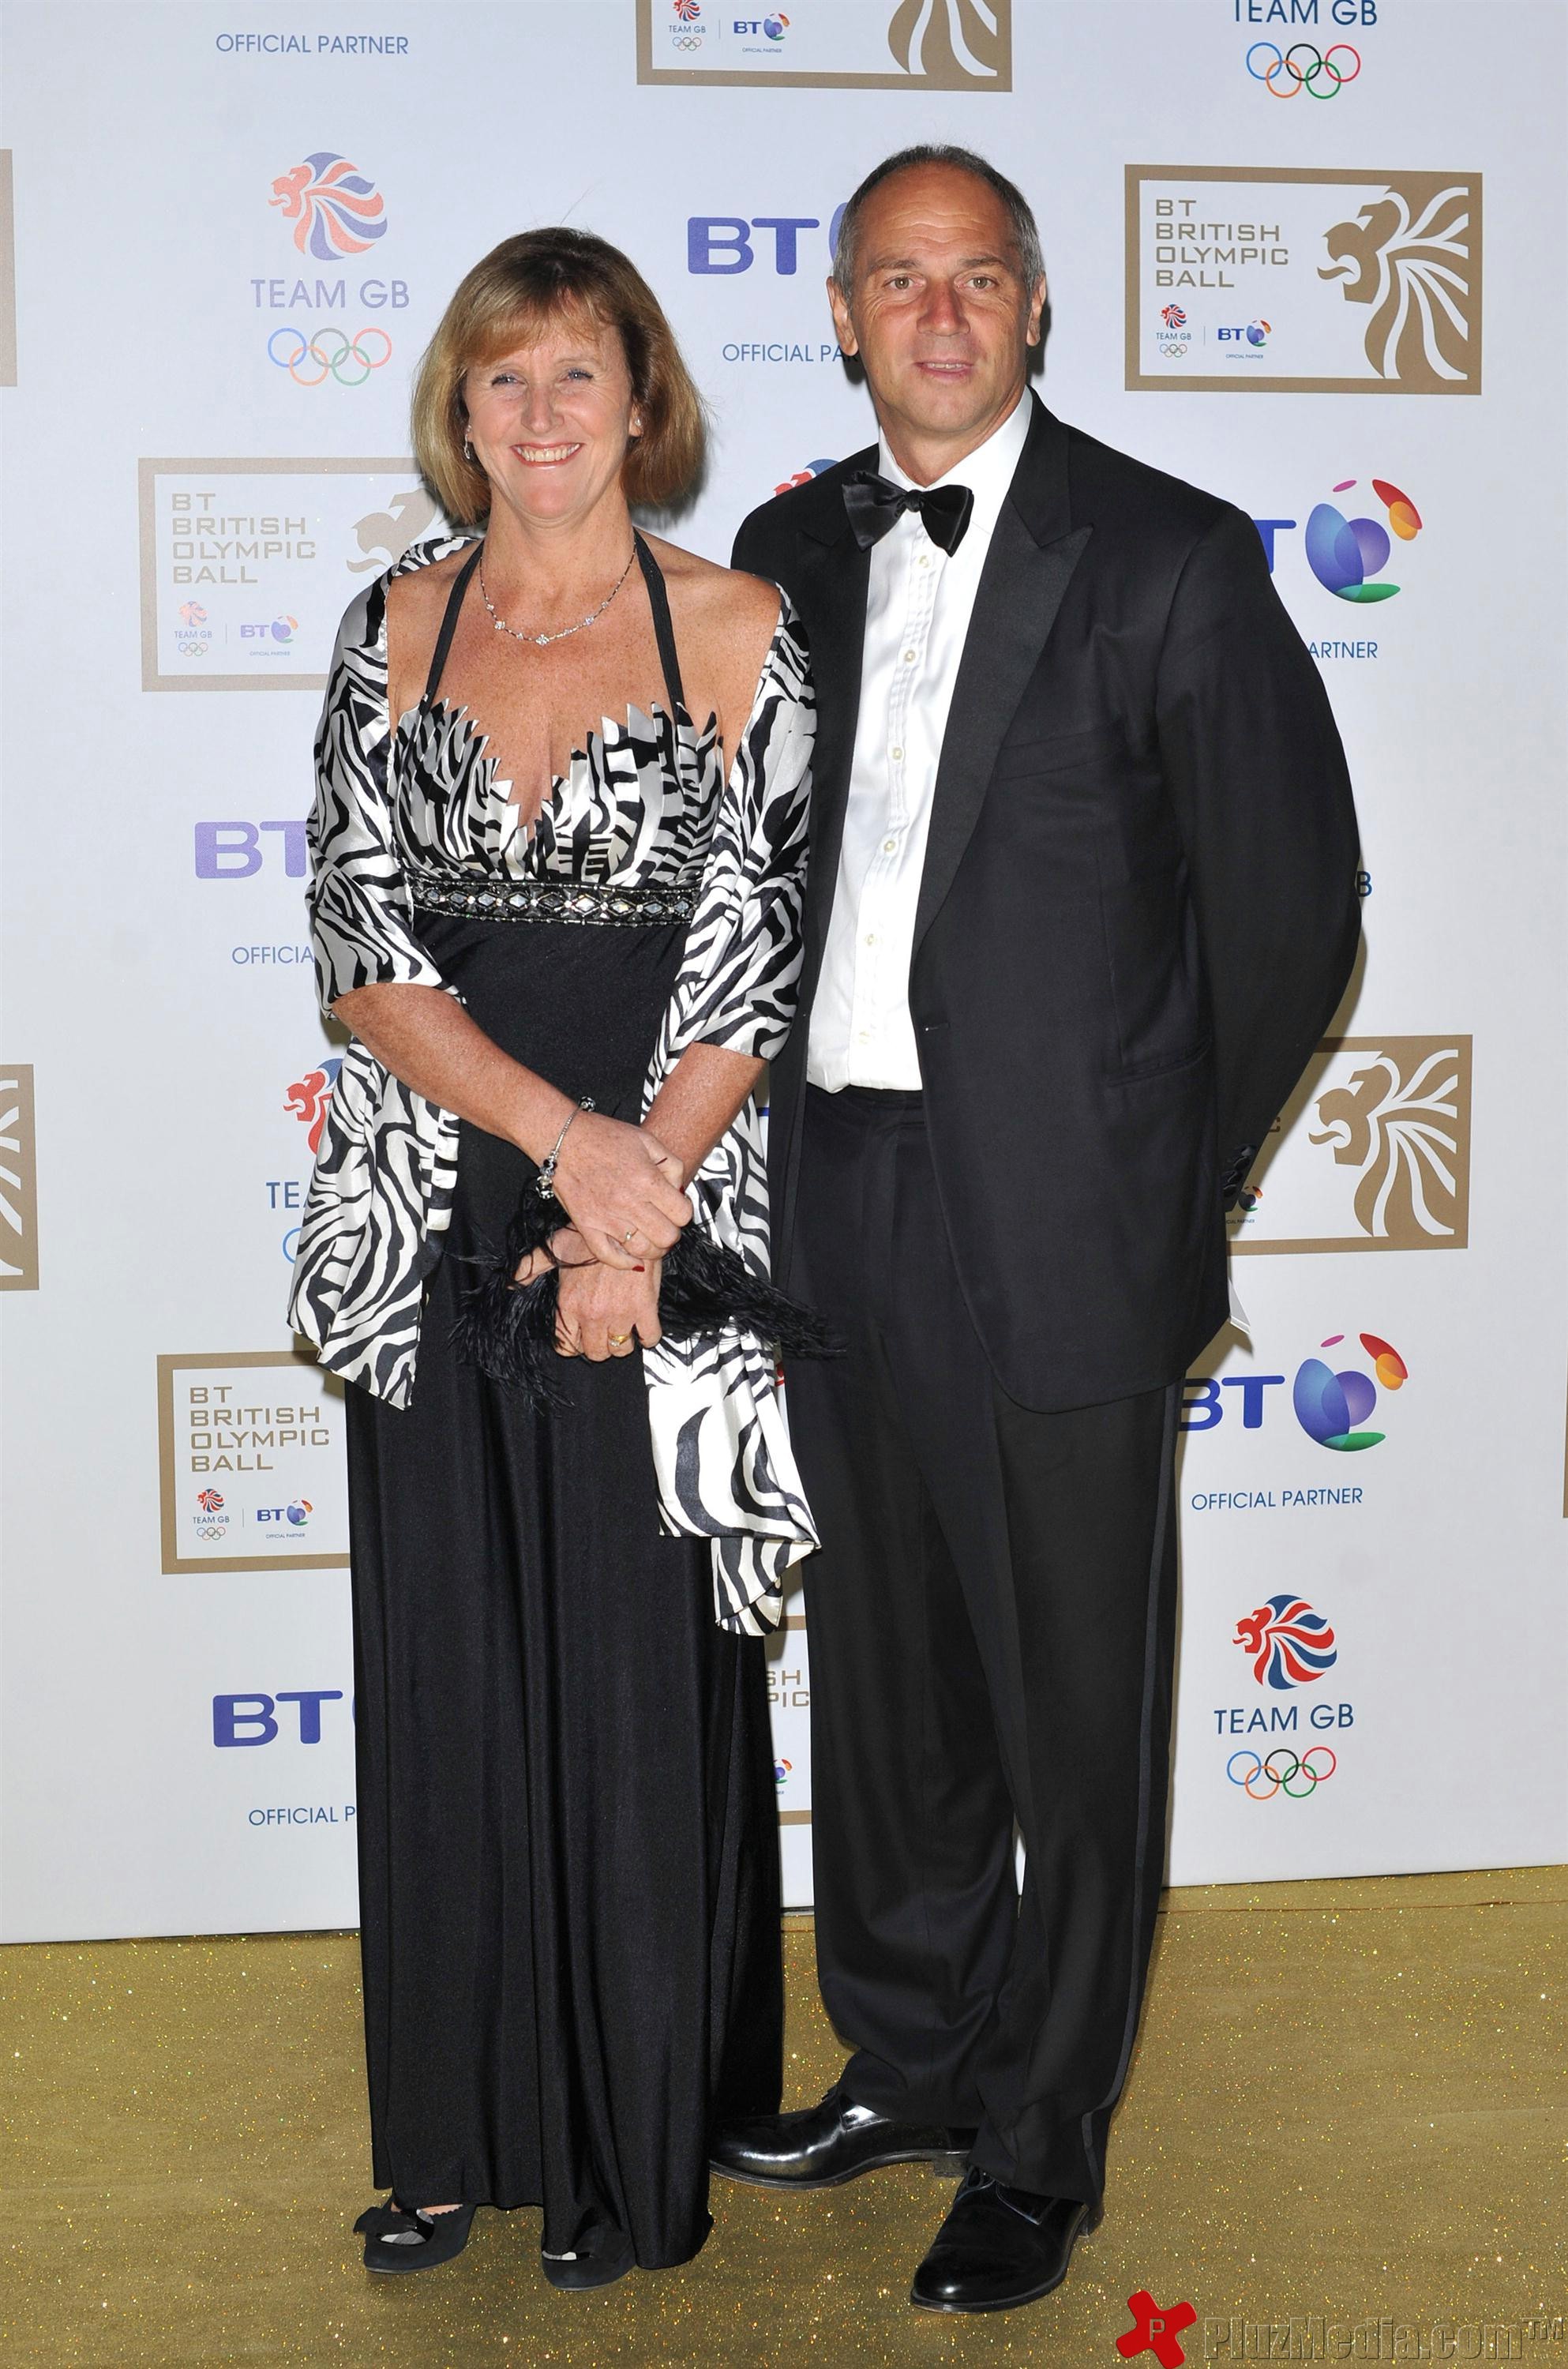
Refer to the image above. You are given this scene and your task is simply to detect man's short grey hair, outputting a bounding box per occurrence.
[832,145,1045,298]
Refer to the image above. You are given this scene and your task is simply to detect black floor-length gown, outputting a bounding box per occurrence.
[309,536,811,2270]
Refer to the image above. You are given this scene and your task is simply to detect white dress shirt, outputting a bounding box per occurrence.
[806,392,1032,1092]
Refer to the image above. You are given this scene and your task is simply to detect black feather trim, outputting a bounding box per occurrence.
[450,1188,841,1406]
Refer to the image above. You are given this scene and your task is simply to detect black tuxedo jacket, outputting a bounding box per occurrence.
[733,394,1360,1413]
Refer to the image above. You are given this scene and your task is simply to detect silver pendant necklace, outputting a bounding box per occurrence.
[479,544,638,649]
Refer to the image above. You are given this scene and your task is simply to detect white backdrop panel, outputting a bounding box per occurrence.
[1,0,1562,1939]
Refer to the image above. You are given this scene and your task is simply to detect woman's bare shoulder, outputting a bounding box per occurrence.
[385,543,474,630]
[648,536,782,661]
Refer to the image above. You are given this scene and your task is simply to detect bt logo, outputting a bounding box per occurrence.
[733,13,788,35]
[1217,317,1270,347]
[1183,1330,1409,1451]
[688,205,846,274]
[238,615,298,644]
[256,1499,313,1528]
[1306,478,1421,603]
[195,820,306,877]
[1252,476,1422,601]
[1295,1331,1407,1451]
[213,1689,349,1745]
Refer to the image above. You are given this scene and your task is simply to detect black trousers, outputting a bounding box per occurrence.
[784,1084,1180,2209]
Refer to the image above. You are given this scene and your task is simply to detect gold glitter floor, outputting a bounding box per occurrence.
[3,1871,1566,2369]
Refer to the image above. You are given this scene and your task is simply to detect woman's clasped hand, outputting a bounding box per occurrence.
[514,1113,688,1357]
[548,1109,691,1267]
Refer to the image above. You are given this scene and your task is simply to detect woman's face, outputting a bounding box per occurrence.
[462,310,640,529]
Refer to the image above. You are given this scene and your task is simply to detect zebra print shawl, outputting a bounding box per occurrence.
[287,535,819,1633]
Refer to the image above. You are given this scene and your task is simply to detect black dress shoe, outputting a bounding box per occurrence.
[711,2079,976,2191]
[910,2168,1100,2314]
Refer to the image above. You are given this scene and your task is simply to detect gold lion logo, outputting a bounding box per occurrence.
[887,0,1006,84]
[1319,174,1479,390]
[1307,1040,1469,1245]
[347,487,439,576]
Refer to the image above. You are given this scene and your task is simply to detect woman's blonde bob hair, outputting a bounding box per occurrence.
[412,229,706,524]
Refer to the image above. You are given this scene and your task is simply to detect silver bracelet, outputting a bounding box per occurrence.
[535,1097,595,1201]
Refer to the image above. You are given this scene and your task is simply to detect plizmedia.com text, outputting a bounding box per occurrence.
[1204,2316,1564,2360]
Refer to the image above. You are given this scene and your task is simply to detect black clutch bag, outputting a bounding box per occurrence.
[452,1185,840,1410]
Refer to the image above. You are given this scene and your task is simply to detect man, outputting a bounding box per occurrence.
[715,146,1360,2315]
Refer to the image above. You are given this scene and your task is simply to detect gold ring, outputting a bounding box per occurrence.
[607,1332,630,1347]
[622,1226,637,1244]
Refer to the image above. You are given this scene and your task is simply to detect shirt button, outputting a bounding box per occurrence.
[864,932,878,948]
[882,836,898,854]
[918,554,932,568]
[857,1028,871,1042]
[890,746,903,762]
[902,649,917,664]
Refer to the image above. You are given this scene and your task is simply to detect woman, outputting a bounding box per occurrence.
[287,227,817,2287]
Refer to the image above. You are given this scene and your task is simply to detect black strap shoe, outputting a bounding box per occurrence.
[355,2197,478,2274]
[910,2168,1100,2314]
[711,2078,977,2191]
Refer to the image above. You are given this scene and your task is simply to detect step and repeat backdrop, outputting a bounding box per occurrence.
[2,0,1564,1939]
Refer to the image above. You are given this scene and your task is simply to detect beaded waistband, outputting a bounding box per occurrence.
[407,869,702,927]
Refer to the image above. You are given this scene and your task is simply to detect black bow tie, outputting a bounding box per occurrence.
[842,470,974,556]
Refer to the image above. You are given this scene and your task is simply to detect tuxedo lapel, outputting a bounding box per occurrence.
[791,459,873,964]
[913,401,1091,957]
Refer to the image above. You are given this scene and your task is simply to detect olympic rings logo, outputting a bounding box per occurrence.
[1245,42,1361,98]
[1227,1745,1337,1799]
[266,325,392,387]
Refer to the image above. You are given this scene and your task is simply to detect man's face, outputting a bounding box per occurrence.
[827,163,1046,469]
